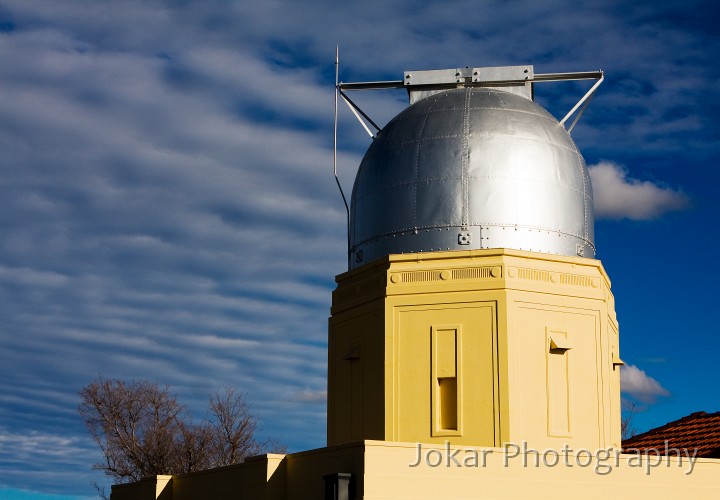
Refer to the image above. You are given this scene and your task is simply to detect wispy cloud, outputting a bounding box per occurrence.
[620,364,671,403]
[589,162,689,220]
[0,428,98,495]
[0,430,85,461]
[290,388,327,404]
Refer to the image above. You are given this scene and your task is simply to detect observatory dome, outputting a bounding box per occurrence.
[349,87,594,269]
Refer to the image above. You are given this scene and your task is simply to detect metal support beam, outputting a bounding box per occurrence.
[560,73,604,131]
[338,89,381,138]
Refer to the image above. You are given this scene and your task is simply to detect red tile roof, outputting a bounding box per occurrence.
[622,411,720,458]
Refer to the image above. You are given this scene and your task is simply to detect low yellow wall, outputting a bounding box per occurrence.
[111,441,720,499]
[171,454,285,500]
[111,475,171,500]
[362,441,719,499]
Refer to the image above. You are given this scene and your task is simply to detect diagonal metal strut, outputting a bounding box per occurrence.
[338,89,382,138]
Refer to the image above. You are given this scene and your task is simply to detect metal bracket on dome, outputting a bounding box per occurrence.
[337,67,604,135]
[338,89,381,139]
[403,66,535,103]
[559,72,604,133]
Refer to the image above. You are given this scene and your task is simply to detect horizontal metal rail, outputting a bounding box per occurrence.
[339,80,405,91]
[338,71,603,91]
[533,71,603,82]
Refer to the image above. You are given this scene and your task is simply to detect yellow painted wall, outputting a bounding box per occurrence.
[361,440,720,500]
[171,455,285,500]
[111,442,720,500]
[111,475,171,500]
[327,249,622,450]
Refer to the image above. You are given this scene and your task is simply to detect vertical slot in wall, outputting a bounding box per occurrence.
[438,377,457,430]
[432,325,462,436]
[547,329,572,437]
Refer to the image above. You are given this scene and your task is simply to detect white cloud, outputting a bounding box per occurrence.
[589,162,689,220]
[620,364,671,403]
[0,430,85,460]
[290,388,327,404]
[0,428,99,495]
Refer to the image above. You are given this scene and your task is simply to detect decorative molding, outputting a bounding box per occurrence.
[389,266,501,284]
[335,275,385,301]
[507,267,597,288]
[336,262,603,308]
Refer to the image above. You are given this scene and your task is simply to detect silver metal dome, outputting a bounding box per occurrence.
[349,87,594,269]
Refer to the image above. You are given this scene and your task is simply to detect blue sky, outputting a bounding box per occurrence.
[0,0,718,497]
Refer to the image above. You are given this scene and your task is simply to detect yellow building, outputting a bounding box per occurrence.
[327,249,621,452]
[112,66,719,499]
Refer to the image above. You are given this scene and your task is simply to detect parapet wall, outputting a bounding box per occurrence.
[111,440,720,499]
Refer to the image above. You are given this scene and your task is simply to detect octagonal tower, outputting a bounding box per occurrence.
[328,65,621,453]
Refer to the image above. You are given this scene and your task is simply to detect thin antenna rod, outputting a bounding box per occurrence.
[333,46,351,269]
[333,47,339,178]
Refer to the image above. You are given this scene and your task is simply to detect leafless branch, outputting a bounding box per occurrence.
[79,377,282,484]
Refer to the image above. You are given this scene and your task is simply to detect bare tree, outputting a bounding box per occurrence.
[79,377,281,484]
[175,420,214,474]
[210,388,260,465]
[621,399,639,440]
